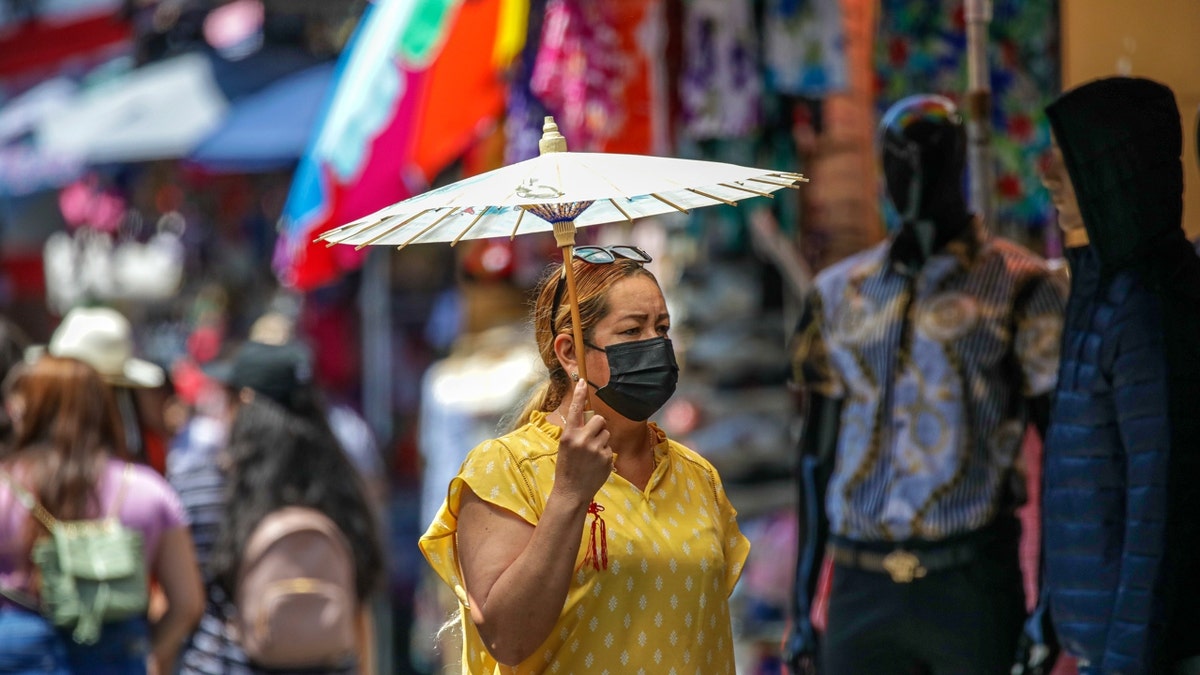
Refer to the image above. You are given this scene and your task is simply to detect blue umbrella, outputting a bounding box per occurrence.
[189,62,335,172]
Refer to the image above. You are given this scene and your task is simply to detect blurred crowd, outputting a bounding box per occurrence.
[0,300,388,674]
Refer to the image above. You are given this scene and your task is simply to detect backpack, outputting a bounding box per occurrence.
[0,464,148,645]
[231,506,358,669]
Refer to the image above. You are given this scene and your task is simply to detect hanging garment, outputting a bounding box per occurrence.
[678,0,761,139]
[763,0,849,97]
[530,0,668,154]
[874,0,1059,238]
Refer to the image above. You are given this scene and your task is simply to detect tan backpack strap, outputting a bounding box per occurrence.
[106,462,133,520]
[0,469,58,532]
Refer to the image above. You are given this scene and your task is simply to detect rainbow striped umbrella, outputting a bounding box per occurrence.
[277,0,525,290]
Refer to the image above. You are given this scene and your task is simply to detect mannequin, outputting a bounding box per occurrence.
[784,95,1065,675]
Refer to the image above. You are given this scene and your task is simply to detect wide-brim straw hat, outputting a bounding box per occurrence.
[31,306,165,389]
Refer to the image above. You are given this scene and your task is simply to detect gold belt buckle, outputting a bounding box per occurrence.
[882,550,927,583]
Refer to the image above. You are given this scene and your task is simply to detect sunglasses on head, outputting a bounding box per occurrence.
[572,245,652,265]
[550,245,654,326]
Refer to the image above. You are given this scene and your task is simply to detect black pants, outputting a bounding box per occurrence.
[821,529,1026,675]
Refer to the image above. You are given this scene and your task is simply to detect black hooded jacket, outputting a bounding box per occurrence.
[1042,77,1200,673]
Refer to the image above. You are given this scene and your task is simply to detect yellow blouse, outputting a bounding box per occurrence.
[419,411,751,674]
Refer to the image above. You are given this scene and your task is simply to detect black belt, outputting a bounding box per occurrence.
[830,533,988,581]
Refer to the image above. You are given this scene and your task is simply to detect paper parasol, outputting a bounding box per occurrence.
[317,117,806,398]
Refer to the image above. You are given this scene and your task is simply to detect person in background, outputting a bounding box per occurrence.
[206,341,386,674]
[0,355,203,674]
[174,313,387,674]
[41,306,171,474]
[169,367,242,675]
[1031,76,1200,675]
[420,246,751,673]
[0,316,31,446]
[783,95,1066,674]
[248,309,388,510]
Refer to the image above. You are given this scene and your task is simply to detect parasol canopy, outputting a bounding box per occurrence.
[318,131,806,250]
[318,117,806,397]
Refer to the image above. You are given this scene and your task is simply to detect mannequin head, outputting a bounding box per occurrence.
[879,95,971,264]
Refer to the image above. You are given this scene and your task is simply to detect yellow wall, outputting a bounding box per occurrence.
[1062,0,1200,238]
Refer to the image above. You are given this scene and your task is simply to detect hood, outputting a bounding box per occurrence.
[1046,77,1183,271]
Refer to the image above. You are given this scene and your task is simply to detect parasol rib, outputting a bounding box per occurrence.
[650,193,689,214]
[608,198,634,222]
[451,207,492,246]
[318,216,378,244]
[351,209,433,249]
[686,188,737,206]
[720,182,774,197]
[396,207,460,251]
[748,177,800,189]
[770,172,811,182]
[508,207,526,240]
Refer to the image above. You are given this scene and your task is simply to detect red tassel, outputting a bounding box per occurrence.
[579,501,608,571]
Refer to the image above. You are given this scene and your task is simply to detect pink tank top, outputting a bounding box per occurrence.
[0,457,188,596]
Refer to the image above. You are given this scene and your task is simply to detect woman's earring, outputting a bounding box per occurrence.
[571,372,579,382]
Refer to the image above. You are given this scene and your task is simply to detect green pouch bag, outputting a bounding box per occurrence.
[33,519,148,644]
[3,464,149,645]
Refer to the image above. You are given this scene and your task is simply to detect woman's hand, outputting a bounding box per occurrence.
[553,379,613,503]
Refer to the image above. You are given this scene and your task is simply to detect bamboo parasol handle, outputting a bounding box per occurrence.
[557,234,593,413]
[542,116,593,414]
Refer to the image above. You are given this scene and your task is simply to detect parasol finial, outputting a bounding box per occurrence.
[539,116,568,155]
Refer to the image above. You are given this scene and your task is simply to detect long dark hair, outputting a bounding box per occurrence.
[209,394,385,602]
[2,356,127,522]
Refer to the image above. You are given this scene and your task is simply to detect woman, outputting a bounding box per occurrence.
[0,356,204,674]
[206,355,385,675]
[420,246,752,674]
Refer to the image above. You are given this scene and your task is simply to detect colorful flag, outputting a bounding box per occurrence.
[277,0,525,290]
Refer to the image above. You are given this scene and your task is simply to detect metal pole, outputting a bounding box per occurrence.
[358,245,393,675]
[965,0,995,233]
[361,246,393,444]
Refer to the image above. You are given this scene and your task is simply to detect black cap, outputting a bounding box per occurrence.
[205,341,313,412]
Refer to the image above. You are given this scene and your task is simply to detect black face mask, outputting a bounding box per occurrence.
[586,337,679,421]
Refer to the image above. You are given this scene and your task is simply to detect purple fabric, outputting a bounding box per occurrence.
[679,0,761,139]
[0,458,188,596]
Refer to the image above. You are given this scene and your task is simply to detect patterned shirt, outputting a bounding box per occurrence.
[791,224,1066,542]
[167,416,254,675]
[420,411,751,675]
